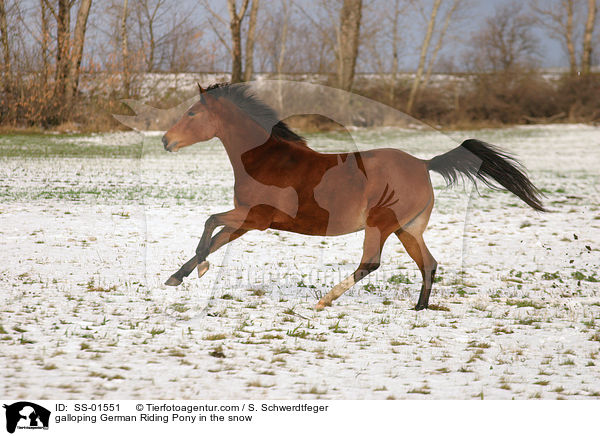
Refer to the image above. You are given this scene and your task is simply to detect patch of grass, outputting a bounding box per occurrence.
[86,279,116,293]
[204,333,227,341]
[468,341,491,349]
[300,386,328,395]
[329,321,348,334]
[169,303,188,313]
[407,384,431,395]
[517,318,541,325]
[541,272,561,281]
[287,325,309,339]
[571,271,599,282]
[391,339,409,346]
[388,273,412,285]
[363,283,377,293]
[427,304,450,312]
[209,346,226,358]
[150,327,165,337]
[506,299,544,309]
[247,379,274,388]
[169,349,186,357]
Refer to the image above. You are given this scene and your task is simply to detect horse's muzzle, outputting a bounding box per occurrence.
[162,135,178,152]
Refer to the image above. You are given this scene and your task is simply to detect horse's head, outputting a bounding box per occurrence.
[162,84,219,152]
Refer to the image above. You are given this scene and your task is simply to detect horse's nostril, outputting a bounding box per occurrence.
[162,135,169,148]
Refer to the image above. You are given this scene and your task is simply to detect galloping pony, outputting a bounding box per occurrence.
[162,83,545,310]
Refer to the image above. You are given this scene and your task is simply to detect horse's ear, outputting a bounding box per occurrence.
[198,83,207,104]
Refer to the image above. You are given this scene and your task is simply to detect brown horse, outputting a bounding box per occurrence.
[162,83,545,310]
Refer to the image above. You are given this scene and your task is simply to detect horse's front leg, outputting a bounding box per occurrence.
[164,226,247,286]
[166,207,269,286]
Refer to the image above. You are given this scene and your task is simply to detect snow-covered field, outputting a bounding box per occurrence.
[1,124,598,399]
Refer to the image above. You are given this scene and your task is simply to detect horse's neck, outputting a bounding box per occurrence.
[216,106,271,178]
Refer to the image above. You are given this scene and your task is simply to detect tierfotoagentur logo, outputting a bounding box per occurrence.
[3,402,50,434]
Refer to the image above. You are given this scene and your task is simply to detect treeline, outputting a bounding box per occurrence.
[0,0,598,130]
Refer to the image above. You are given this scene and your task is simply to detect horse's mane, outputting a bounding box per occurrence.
[205,82,306,146]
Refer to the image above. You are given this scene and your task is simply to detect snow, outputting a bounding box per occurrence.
[0,124,599,399]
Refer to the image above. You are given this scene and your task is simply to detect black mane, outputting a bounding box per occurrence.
[205,82,305,144]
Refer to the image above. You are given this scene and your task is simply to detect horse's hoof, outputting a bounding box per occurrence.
[197,260,210,278]
[315,300,330,310]
[414,303,428,311]
[165,276,182,286]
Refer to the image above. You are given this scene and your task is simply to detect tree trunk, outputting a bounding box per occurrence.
[243,0,259,82]
[389,0,401,105]
[55,0,71,105]
[40,0,50,88]
[581,0,597,74]
[406,0,441,113]
[121,0,130,94]
[565,0,576,75]
[227,0,250,83]
[0,0,10,95]
[276,0,290,110]
[66,0,93,106]
[337,0,362,91]
[423,0,459,88]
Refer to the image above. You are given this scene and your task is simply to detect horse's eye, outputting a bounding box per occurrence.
[188,111,195,117]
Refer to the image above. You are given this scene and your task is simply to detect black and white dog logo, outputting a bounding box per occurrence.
[3,402,50,433]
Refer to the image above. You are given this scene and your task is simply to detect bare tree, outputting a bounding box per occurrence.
[468,2,539,73]
[51,0,71,103]
[337,0,362,91]
[275,0,291,109]
[276,0,291,77]
[134,0,166,72]
[406,0,441,113]
[582,0,597,73]
[388,0,406,104]
[40,0,51,87]
[422,0,462,88]
[0,0,10,94]
[243,0,259,81]
[66,0,92,105]
[533,0,578,74]
[227,0,250,83]
[204,0,260,82]
[39,0,92,109]
[120,0,129,67]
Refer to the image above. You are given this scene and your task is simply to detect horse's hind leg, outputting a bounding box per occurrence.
[165,227,247,286]
[395,229,437,310]
[316,226,391,309]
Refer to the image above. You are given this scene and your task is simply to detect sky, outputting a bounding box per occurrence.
[15,0,587,72]
[195,0,572,70]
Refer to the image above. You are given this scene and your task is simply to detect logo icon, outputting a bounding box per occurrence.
[3,402,50,434]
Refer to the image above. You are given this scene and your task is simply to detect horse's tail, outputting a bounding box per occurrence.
[427,139,546,212]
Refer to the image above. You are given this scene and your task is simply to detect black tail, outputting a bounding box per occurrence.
[428,139,546,212]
